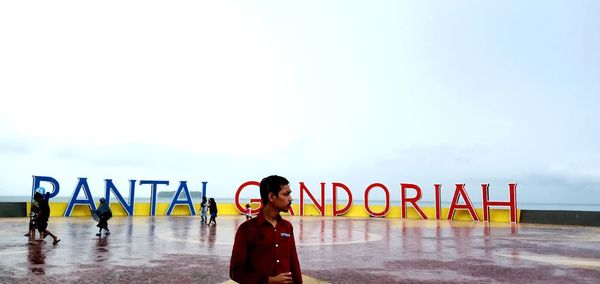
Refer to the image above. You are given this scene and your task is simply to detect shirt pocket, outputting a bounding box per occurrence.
[276,231,293,258]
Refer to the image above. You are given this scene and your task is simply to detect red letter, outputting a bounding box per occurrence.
[363,183,389,217]
[401,183,428,219]
[434,184,442,220]
[482,183,518,223]
[235,181,261,213]
[447,184,479,221]
[333,182,353,216]
[249,198,262,214]
[300,182,325,216]
[236,180,295,216]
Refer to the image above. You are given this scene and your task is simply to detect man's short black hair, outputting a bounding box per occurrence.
[260,175,290,205]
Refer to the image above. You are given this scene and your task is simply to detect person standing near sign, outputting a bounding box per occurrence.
[208,198,218,226]
[245,204,253,220]
[229,175,302,284]
[34,192,60,245]
[200,196,208,224]
[95,198,112,236]
[25,187,45,244]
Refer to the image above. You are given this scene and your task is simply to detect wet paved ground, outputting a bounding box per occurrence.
[1,215,599,283]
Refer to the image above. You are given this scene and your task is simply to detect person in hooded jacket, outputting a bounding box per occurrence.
[95,198,112,236]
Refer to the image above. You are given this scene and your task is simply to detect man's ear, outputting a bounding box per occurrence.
[268,192,275,202]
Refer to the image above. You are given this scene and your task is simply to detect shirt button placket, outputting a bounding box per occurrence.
[273,228,279,266]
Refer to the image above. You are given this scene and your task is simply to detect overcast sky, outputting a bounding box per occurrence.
[1,1,599,208]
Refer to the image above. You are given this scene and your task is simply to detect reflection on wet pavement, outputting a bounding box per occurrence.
[27,243,45,275]
[0,216,599,283]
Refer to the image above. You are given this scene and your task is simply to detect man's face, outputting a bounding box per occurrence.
[270,184,292,213]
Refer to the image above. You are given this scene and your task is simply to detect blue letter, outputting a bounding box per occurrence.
[65,177,96,216]
[140,180,169,216]
[105,179,136,216]
[31,175,60,200]
[201,181,207,199]
[166,181,196,216]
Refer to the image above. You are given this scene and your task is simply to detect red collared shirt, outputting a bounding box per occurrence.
[230,212,302,284]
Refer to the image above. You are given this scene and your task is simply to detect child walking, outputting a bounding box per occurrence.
[26,195,40,244]
[245,204,252,220]
[25,187,45,244]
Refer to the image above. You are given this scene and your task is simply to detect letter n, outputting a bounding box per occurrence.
[105,179,136,216]
[299,182,325,216]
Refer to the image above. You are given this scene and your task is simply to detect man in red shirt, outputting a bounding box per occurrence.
[230,175,302,284]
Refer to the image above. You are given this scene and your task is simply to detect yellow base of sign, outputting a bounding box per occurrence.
[29,202,520,223]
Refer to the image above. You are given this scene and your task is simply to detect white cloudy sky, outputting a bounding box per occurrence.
[1,1,599,208]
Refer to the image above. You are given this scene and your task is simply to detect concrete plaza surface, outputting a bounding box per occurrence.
[0,215,599,283]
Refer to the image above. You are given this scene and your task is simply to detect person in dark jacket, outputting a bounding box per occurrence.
[34,192,60,245]
[207,198,218,226]
[95,197,112,236]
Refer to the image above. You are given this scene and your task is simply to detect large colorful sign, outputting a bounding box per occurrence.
[32,175,518,222]
[32,176,207,217]
[235,181,518,223]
